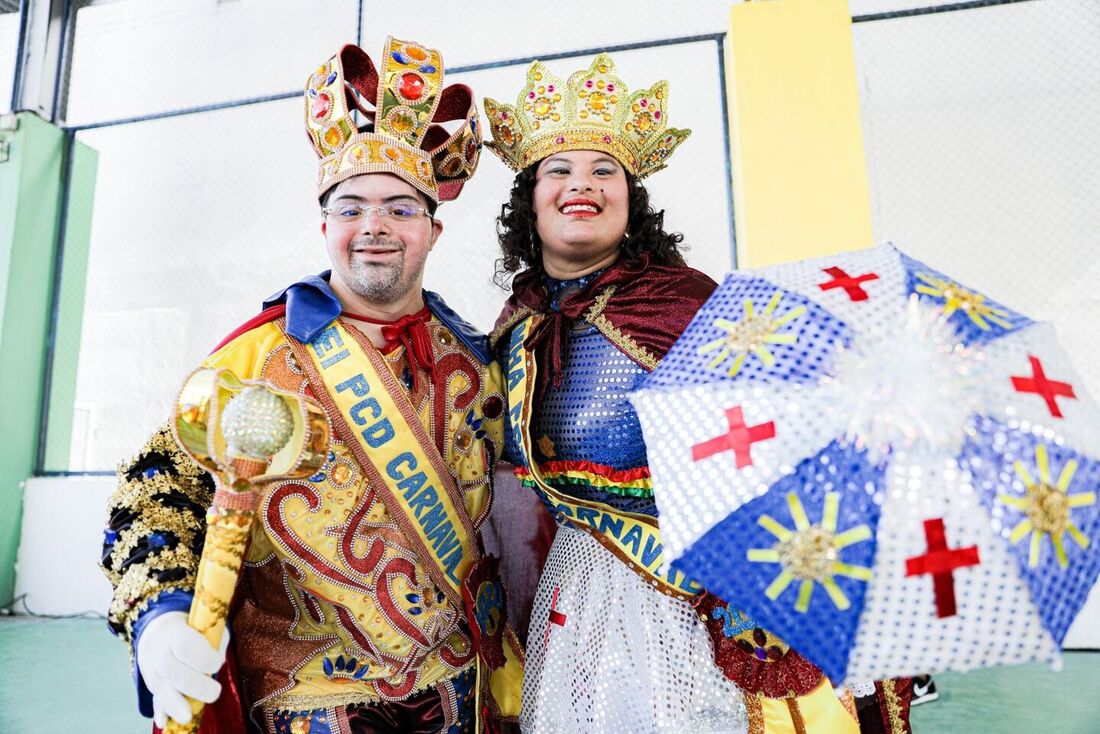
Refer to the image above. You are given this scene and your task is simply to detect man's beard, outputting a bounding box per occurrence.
[344,236,423,304]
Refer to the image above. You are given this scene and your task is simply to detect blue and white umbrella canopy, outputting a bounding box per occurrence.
[629,243,1100,683]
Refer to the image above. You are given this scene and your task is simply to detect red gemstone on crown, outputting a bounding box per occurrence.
[607,84,615,92]
[641,99,648,107]
[603,135,612,143]
[313,92,331,120]
[556,136,565,144]
[399,73,425,100]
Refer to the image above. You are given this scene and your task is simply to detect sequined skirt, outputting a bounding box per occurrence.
[522,523,748,734]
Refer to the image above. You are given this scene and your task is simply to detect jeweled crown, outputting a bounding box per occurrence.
[483,54,690,178]
[305,38,482,202]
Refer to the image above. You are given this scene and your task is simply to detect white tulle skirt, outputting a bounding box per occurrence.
[521,523,749,734]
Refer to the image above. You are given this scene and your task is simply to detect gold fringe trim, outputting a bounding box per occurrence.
[109,547,199,639]
[786,697,808,734]
[583,286,659,370]
[109,515,201,573]
[116,424,214,483]
[745,694,765,734]
[108,473,210,519]
[488,307,535,349]
[839,687,858,722]
[881,679,908,734]
[104,425,215,635]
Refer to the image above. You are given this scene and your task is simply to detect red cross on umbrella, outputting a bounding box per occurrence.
[905,518,981,618]
[1011,354,1077,419]
[692,406,776,469]
[818,266,880,302]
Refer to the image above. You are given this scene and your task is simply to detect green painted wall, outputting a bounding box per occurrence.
[0,113,97,604]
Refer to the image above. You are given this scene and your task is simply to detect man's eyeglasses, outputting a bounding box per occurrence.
[322,203,433,224]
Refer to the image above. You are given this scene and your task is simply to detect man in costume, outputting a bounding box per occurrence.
[100,39,521,733]
[483,54,911,733]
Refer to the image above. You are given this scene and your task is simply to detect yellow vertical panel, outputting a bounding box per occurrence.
[728,0,873,267]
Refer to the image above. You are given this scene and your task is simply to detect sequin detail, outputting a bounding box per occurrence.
[507,324,656,516]
[544,268,606,311]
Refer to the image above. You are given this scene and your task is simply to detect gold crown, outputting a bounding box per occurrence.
[483,53,690,178]
[305,38,482,202]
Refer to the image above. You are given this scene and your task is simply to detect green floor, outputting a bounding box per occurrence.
[0,616,1097,732]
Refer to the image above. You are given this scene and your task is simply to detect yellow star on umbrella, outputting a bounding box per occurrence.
[1000,444,1096,569]
[914,271,1013,331]
[747,491,873,613]
[697,290,806,377]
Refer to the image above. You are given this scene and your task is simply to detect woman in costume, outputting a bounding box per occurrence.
[482,55,905,734]
[483,54,745,733]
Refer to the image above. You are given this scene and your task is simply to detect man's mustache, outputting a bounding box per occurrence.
[350,235,404,251]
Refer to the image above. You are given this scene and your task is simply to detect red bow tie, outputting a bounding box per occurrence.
[379,308,434,391]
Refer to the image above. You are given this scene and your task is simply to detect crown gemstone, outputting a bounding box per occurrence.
[588,92,608,111]
[324,126,342,148]
[406,46,428,62]
[534,99,552,117]
[390,113,415,134]
[465,139,478,162]
[441,156,463,176]
[399,73,425,100]
[313,92,331,120]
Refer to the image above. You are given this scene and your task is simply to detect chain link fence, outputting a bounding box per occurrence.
[853,0,1100,417]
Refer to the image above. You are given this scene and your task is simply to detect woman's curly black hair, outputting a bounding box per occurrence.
[493,164,687,288]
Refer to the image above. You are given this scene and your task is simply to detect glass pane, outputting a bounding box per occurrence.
[65,97,326,470]
[64,0,357,125]
[0,10,18,115]
[853,0,1100,396]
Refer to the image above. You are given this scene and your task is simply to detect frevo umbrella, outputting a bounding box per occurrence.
[630,243,1100,683]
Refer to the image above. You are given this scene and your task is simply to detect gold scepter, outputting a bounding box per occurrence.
[166,368,330,733]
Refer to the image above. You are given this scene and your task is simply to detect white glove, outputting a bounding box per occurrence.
[136,611,229,729]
